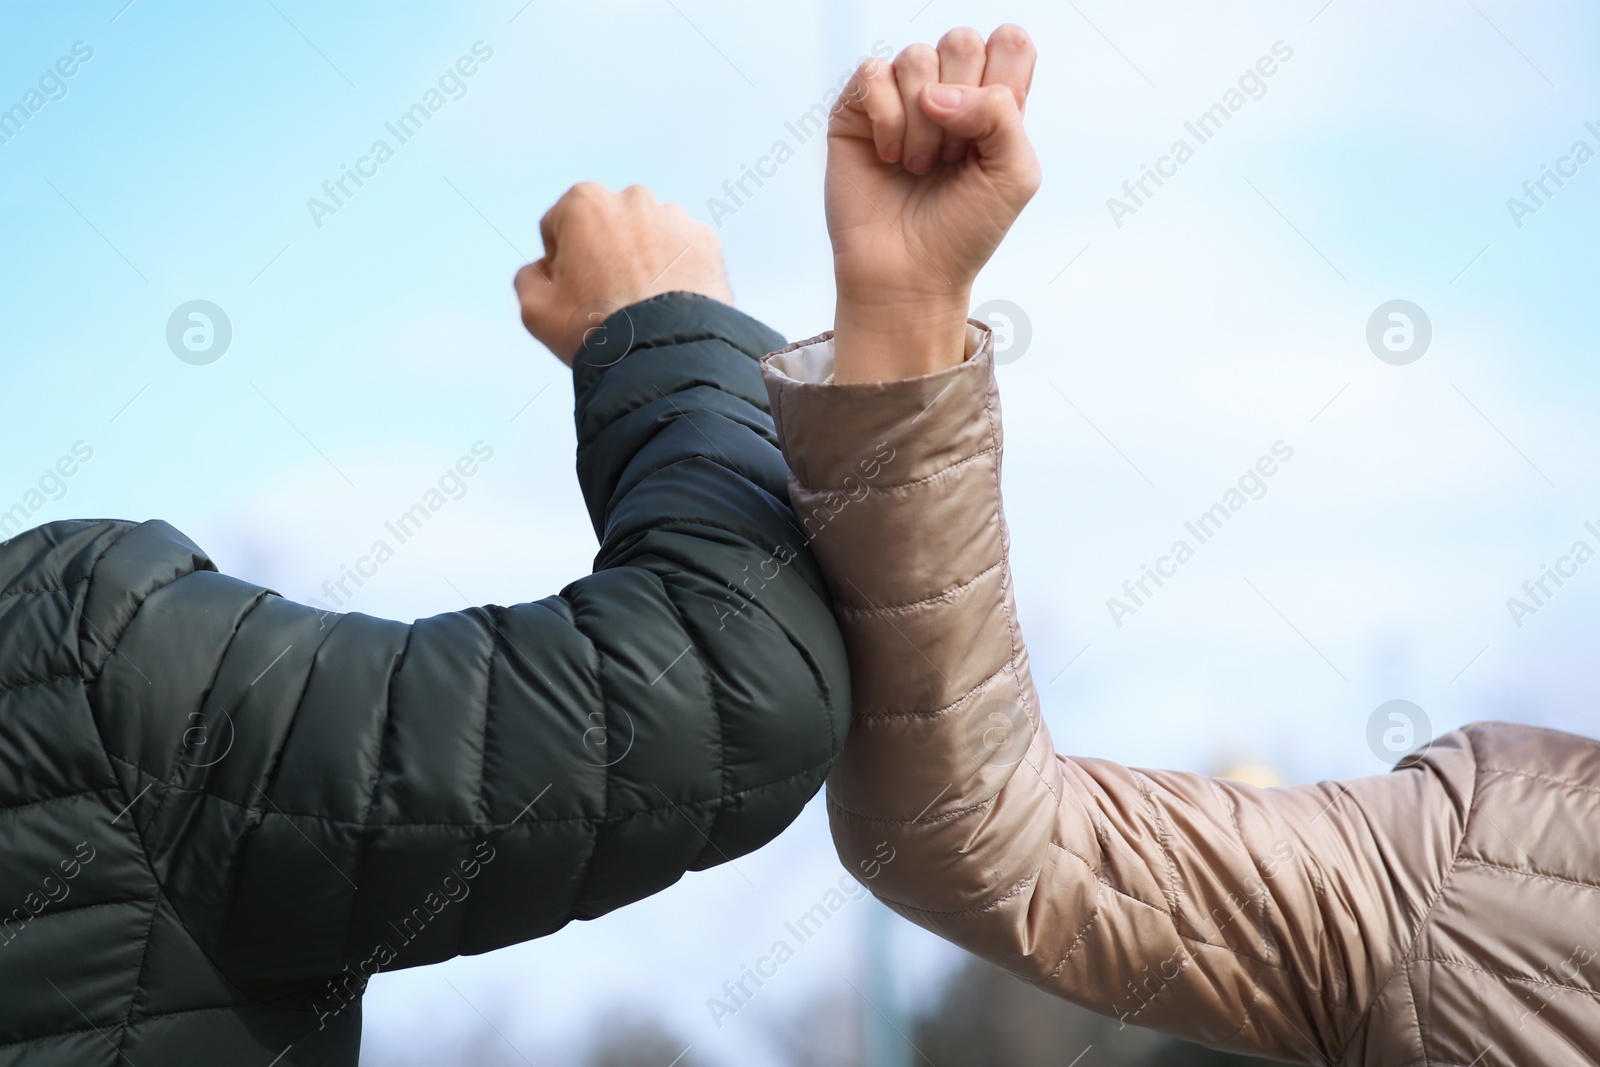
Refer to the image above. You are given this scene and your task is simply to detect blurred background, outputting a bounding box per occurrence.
[3,0,1598,1063]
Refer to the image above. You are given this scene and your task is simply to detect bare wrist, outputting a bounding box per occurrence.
[832,296,972,383]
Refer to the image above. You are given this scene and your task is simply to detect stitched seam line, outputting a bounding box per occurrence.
[0,670,83,699]
[836,559,1005,618]
[660,577,726,870]
[0,996,318,1054]
[1103,879,1287,969]
[74,523,140,685]
[475,609,496,828]
[1136,771,1185,930]
[1029,895,1104,984]
[0,1022,126,1053]
[1217,960,1265,1043]
[116,891,162,1054]
[1457,857,1600,894]
[828,793,993,827]
[873,866,1038,918]
[644,522,839,763]
[1469,721,1600,748]
[1407,962,1428,1067]
[978,356,1035,773]
[168,589,281,985]
[1332,731,1478,1066]
[1046,839,1283,970]
[645,515,800,572]
[853,445,997,494]
[0,581,80,602]
[853,667,995,722]
[0,787,115,820]
[1411,957,1599,999]
[110,754,836,829]
[336,618,406,982]
[796,444,996,495]
[0,893,155,930]
[1477,764,1600,798]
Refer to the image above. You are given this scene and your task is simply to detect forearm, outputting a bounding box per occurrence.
[831,291,971,384]
[762,323,1062,923]
[759,330,1379,1060]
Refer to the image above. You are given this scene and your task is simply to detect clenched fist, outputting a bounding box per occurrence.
[828,26,1040,382]
[515,183,734,365]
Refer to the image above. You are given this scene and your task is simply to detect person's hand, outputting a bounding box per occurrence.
[827,26,1040,382]
[515,183,734,365]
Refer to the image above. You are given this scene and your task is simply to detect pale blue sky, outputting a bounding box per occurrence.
[3,1,1598,1063]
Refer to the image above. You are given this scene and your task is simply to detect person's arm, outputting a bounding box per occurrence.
[766,322,1470,1059]
[78,185,849,1006]
[760,27,1463,1061]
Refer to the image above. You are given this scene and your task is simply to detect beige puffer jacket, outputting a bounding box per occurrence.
[762,325,1600,1066]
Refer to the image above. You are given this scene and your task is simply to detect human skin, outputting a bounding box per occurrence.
[826,25,1041,383]
[513,24,1039,378]
[514,181,734,363]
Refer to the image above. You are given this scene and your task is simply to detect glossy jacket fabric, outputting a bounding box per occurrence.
[762,325,1600,1066]
[0,294,849,1065]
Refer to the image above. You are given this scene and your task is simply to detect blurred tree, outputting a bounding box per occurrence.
[908,956,1279,1067]
[582,1016,706,1067]
[762,986,863,1067]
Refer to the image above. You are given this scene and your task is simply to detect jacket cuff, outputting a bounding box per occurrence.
[572,291,785,403]
[760,322,995,491]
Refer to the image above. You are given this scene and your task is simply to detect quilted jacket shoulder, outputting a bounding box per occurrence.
[0,294,849,1066]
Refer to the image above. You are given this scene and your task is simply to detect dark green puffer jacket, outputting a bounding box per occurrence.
[0,294,849,1065]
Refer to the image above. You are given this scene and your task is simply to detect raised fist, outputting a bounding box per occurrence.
[515,183,733,365]
[827,26,1040,382]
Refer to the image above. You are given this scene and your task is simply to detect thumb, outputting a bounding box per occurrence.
[919,83,1034,176]
[513,258,569,359]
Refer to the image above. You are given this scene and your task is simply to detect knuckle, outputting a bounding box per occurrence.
[513,261,547,295]
[939,27,984,58]
[566,180,607,202]
[982,83,1016,105]
[984,82,1022,114]
[895,43,938,75]
[858,56,889,82]
[989,23,1033,54]
[1020,161,1043,195]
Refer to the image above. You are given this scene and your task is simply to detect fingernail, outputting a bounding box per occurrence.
[927,84,963,108]
[906,154,934,174]
[883,140,903,163]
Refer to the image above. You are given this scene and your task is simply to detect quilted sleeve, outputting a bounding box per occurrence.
[80,293,850,1008]
[760,325,1467,1063]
